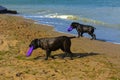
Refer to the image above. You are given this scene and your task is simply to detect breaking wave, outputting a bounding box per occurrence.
[45,14,79,20]
[24,13,120,29]
[45,13,110,26]
[45,14,120,29]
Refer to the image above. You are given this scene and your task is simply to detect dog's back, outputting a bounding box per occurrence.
[39,36,75,51]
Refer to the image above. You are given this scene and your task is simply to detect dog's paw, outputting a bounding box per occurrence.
[70,58,73,60]
[44,58,48,60]
[51,56,56,59]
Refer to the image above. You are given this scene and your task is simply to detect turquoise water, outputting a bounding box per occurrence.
[1,0,120,7]
[1,0,120,43]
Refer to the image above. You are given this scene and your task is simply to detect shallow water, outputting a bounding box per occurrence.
[1,0,120,43]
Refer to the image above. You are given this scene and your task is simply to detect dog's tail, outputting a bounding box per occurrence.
[68,36,76,39]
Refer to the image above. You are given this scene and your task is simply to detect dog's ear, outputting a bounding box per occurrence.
[71,22,79,28]
[29,39,39,48]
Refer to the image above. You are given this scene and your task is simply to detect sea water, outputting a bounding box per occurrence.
[1,0,120,43]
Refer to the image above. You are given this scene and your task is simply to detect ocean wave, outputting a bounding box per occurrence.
[79,17,107,25]
[79,18,120,29]
[24,13,108,26]
[44,13,110,26]
[24,14,119,29]
[45,14,79,20]
[24,15,44,18]
[26,14,106,25]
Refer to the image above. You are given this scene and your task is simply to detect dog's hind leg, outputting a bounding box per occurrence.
[61,41,73,60]
[91,34,96,40]
[45,50,51,60]
[65,46,73,60]
[62,52,67,59]
[92,34,96,40]
[66,50,73,60]
[61,47,67,59]
[77,31,81,38]
[80,32,84,37]
[88,32,96,40]
[89,29,96,40]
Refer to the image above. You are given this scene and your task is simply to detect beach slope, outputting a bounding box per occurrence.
[0,14,120,80]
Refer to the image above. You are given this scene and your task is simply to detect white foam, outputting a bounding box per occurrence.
[23,13,109,27]
[25,15,44,18]
[44,13,110,26]
[106,41,120,45]
[112,42,120,45]
[45,13,79,20]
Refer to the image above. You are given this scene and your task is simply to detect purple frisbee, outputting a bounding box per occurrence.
[67,26,73,32]
[26,46,34,57]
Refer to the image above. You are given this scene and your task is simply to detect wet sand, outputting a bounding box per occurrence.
[0,14,120,80]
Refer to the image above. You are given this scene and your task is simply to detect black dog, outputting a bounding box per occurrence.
[68,22,96,40]
[29,36,75,60]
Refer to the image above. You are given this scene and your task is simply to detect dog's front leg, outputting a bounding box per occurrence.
[45,50,51,60]
[80,32,83,37]
[77,31,81,38]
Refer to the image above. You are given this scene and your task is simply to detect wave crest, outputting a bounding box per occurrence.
[45,14,79,20]
[26,13,113,27]
[79,17,107,25]
[45,13,109,26]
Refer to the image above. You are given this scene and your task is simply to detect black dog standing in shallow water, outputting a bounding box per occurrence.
[68,22,96,40]
[29,36,75,60]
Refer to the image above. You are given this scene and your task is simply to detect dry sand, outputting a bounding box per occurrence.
[0,14,120,80]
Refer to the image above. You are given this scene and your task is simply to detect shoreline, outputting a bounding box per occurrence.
[19,14,120,44]
[0,14,120,80]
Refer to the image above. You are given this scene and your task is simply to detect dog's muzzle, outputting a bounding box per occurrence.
[67,26,73,32]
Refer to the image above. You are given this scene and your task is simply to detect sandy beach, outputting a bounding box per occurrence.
[0,14,120,80]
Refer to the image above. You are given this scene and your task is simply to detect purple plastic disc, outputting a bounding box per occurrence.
[26,46,33,57]
[67,26,73,32]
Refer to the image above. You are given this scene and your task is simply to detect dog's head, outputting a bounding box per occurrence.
[29,39,40,50]
[71,22,79,28]
[67,22,79,32]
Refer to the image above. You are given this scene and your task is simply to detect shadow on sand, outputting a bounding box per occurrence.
[34,52,99,60]
[55,52,99,59]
